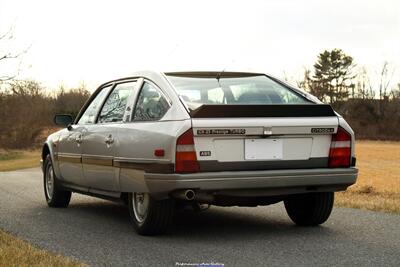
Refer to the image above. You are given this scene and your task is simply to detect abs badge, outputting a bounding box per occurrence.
[199,151,211,157]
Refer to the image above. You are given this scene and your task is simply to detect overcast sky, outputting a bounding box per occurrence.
[0,0,399,90]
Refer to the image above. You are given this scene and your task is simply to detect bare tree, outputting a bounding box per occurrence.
[355,67,374,99]
[373,62,395,117]
[390,83,400,99]
[55,82,90,118]
[297,68,314,91]
[377,61,395,101]
[0,27,29,83]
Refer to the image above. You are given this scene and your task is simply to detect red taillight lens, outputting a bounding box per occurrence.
[175,129,199,173]
[329,127,351,168]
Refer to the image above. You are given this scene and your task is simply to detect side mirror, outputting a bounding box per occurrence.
[54,114,73,128]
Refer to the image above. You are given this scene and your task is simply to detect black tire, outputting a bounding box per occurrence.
[43,154,71,208]
[128,192,175,236]
[284,192,334,226]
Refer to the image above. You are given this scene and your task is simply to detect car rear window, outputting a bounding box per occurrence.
[166,74,309,106]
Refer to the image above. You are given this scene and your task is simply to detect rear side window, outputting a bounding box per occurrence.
[167,75,309,105]
[133,82,169,121]
[98,81,136,123]
[78,85,111,124]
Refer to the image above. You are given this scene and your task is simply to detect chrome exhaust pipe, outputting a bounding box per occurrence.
[184,189,195,201]
[172,189,196,201]
[172,189,214,203]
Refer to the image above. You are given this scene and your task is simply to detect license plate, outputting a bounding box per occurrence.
[245,139,283,160]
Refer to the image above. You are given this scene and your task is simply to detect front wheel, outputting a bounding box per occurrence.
[284,192,334,226]
[128,192,175,235]
[43,155,71,208]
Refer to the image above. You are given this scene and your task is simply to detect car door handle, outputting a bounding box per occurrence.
[75,134,82,144]
[105,135,114,145]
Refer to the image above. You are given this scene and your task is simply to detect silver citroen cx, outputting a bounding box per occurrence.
[42,71,358,235]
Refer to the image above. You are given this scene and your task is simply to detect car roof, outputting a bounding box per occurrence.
[164,71,265,78]
[99,70,267,87]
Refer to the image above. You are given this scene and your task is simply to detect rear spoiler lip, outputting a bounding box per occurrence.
[189,104,337,118]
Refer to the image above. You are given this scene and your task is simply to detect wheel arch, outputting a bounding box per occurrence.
[41,143,50,171]
[42,143,50,160]
[41,140,62,178]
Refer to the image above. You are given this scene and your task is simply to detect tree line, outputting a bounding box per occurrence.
[0,46,399,149]
[0,81,90,148]
[296,49,400,140]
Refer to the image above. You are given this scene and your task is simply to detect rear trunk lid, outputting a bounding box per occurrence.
[190,104,338,172]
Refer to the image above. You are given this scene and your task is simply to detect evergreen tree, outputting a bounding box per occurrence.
[302,49,355,103]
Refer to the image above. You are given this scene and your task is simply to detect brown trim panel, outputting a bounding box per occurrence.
[114,160,174,174]
[57,154,82,164]
[58,153,174,173]
[82,156,113,166]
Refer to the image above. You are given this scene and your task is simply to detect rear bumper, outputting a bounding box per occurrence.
[145,168,358,197]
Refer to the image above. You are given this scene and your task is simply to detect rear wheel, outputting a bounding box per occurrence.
[128,192,175,235]
[284,192,334,226]
[43,155,71,208]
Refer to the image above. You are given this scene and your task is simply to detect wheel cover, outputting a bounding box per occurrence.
[132,193,150,223]
[45,164,54,200]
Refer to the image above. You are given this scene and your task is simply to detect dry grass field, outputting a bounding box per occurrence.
[0,150,41,172]
[0,230,86,267]
[336,141,400,213]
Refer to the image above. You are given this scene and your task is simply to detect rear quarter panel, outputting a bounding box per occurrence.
[115,119,191,192]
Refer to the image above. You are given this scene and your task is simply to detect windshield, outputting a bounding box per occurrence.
[166,74,309,108]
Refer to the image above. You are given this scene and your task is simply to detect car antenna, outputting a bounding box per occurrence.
[216,59,235,82]
[216,67,225,82]
[216,66,229,103]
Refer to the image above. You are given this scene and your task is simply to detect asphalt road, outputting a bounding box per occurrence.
[0,168,399,267]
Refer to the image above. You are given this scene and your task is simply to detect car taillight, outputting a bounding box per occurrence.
[175,129,199,173]
[329,127,351,168]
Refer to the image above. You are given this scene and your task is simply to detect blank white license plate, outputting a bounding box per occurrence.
[245,139,283,160]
